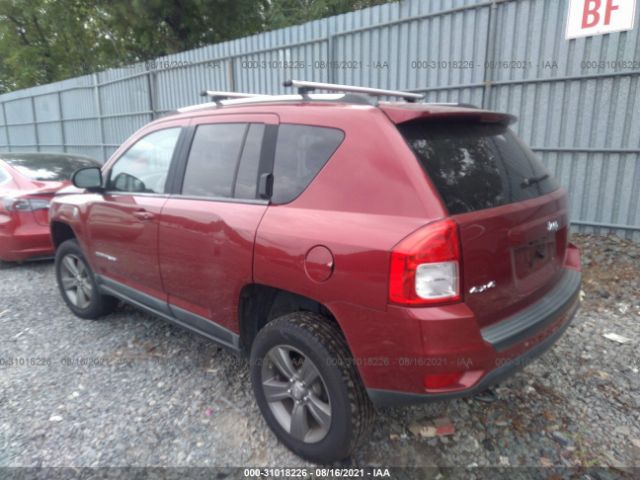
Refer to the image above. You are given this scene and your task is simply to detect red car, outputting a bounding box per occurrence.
[49,81,581,462]
[0,153,100,262]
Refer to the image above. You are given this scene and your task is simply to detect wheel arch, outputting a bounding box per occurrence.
[50,221,77,249]
[238,284,345,355]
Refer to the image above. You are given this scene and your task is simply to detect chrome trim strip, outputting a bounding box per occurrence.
[168,195,268,205]
[95,251,117,262]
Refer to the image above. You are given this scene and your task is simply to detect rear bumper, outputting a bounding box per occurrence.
[0,215,53,261]
[480,268,581,352]
[350,264,582,407]
[368,288,580,406]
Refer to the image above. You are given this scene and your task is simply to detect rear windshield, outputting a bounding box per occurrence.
[398,121,558,215]
[3,154,99,182]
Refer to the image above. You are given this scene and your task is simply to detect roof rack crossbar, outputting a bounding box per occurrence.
[200,90,264,105]
[283,80,423,103]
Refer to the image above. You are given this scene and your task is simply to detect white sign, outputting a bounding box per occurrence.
[566,0,636,39]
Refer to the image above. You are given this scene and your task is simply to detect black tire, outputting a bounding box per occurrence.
[55,239,117,319]
[250,312,375,463]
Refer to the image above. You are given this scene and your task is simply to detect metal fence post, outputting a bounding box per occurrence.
[0,102,10,151]
[481,0,500,110]
[145,65,157,120]
[57,91,66,153]
[327,34,336,83]
[228,57,237,91]
[93,73,107,161]
[30,97,40,152]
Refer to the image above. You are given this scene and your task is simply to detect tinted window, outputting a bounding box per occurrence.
[3,154,99,182]
[398,121,558,215]
[182,124,247,198]
[108,128,180,193]
[272,124,344,204]
[234,124,265,199]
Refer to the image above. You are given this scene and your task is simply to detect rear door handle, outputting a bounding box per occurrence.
[132,209,155,221]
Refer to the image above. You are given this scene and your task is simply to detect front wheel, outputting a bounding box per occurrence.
[55,239,117,319]
[250,312,375,463]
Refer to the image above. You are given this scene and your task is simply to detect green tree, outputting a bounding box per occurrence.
[0,0,396,93]
[0,0,115,91]
[263,0,392,30]
[94,0,268,62]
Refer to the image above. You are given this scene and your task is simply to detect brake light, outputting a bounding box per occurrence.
[389,218,461,306]
[2,197,50,212]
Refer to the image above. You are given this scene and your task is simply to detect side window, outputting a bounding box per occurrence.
[107,128,181,194]
[272,124,344,204]
[182,123,248,198]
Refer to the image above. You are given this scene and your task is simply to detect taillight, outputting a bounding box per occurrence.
[2,197,50,212]
[389,218,461,306]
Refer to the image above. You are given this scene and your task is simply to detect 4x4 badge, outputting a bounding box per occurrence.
[469,280,496,294]
[547,220,559,232]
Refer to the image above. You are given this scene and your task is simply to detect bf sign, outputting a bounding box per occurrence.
[566,0,637,38]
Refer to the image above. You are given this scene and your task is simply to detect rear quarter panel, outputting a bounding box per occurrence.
[255,105,446,311]
[254,106,448,378]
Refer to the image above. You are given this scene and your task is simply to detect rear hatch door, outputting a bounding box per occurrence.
[398,118,568,328]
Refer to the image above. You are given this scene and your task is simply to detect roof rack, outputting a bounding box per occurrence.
[283,79,424,103]
[200,90,265,105]
[176,92,359,113]
[174,83,479,114]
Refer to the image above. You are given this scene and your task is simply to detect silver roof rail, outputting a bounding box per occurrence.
[176,93,352,113]
[200,90,265,105]
[283,80,424,103]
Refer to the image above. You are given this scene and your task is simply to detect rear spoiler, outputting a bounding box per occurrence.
[379,104,517,126]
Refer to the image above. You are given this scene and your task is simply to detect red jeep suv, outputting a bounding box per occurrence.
[49,81,581,463]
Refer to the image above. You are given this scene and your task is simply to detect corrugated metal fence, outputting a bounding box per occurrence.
[0,0,639,240]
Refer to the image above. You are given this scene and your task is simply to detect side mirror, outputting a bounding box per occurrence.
[72,167,103,192]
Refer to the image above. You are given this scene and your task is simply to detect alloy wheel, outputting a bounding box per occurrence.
[261,345,332,443]
[59,254,93,309]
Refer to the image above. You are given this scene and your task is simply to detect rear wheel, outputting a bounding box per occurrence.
[250,312,375,463]
[55,239,117,319]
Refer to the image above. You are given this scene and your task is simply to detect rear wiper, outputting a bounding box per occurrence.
[521,173,548,188]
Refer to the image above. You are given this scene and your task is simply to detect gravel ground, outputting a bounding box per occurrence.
[0,233,638,473]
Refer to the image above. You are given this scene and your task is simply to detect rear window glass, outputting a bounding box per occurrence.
[5,155,99,182]
[272,124,344,204]
[398,121,558,215]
